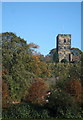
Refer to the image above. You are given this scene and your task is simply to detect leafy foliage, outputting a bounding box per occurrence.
[26,78,48,105]
[70,48,82,56]
[65,78,82,103]
[49,48,59,63]
[3,103,50,119]
[46,89,82,118]
[2,80,11,108]
[2,32,83,119]
[2,32,35,101]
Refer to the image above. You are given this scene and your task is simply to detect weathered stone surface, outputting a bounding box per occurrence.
[56,34,71,62]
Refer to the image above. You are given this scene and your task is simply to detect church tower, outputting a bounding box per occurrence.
[56,34,71,62]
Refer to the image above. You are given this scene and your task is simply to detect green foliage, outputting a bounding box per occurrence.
[49,48,59,63]
[53,51,59,63]
[48,62,82,90]
[68,63,81,80]
[2,32,83,119]
[3,103,50,119]
[2,32,35,101]
[46,89,82,118]
[70,48,82,56]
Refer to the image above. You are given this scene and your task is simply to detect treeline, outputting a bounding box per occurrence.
[2,32,83,118]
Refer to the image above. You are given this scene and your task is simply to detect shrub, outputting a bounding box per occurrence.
[3,102,50,119]
[46,89,81,118]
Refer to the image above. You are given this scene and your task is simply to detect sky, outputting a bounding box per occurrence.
[2,2,81,55]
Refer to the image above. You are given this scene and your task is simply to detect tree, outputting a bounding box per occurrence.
[44,54,52,63]
[70,48,82,56]
[28,43,39,49]
[26,78,48,105]
[46,89,80,118]
[49,48,59,63]
[2,80,11,108]
[2,32,35,102]
[30,54,51,78]
[65,77,82,103]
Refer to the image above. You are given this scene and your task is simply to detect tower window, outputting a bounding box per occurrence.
[64,47,66,49]
[64,39,66,43]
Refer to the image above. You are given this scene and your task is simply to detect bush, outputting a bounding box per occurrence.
[46,89,82,118]
[3,102,50,119]
[3,103,31,118]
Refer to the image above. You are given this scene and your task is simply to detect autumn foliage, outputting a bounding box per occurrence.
[2,32,83,118]
[31,55,51,77]
[2,80,11,108]
[28,43,39,48]
[26,79,48,105]
[65,77,82,103]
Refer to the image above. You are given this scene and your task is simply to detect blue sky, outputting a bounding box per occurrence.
[2,2,81,55]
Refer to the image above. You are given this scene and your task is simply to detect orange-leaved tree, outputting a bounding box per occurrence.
[2,80,11,108]
[31,54,51,77]
[65,77,82,103]
[26,78,48,105]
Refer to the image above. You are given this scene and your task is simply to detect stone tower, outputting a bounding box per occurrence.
[56,34,71,62]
